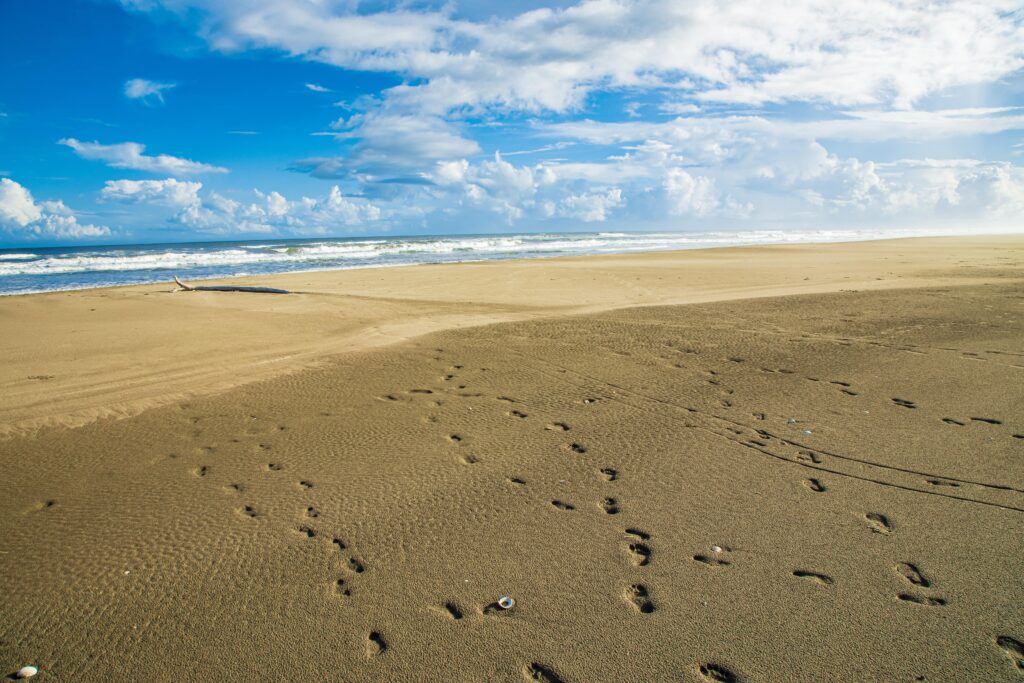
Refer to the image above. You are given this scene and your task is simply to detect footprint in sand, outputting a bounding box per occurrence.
[296,525,316,539]
[442,602,464,620]
[461,454,480,465]
[624,584,655,613]
[625,528,651,541]
[551,500,575,511]
[447,434,463,443]
[693,554,732,567]
[996,636,1024,671]
[348,557,366,573]
[192,466,209,477]
[895,562,930,587]
[508,410,528,419]
[266,462,283,471]
[365,631,387,658]
[523,663,566,683]
[507,477,526,486]
[566,443,587,454]
[334,578,351,597]
[600,468,618,481]
[942,418,965,426]
[305,506,320,518]
[545,422,570,432]
[792,570,834,587]
[332,537,346,552]
[803,478,826,492]
[699,663,740,682]
[627,542,651,567]
[298,480,314,490]
[897,593,947,607]
[971,417,1003,425]
[602,498,621,515]
[796,450,822,464]
[865,512,892,535]
[239,505,259,519]
[891,398,917,409]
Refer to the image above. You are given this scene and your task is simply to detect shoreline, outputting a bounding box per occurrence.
[2,230,1017,298]
[1,234,1022,438]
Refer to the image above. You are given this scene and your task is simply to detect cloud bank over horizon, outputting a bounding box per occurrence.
[1,0,1022,244]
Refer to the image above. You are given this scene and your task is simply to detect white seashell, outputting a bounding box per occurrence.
[497,596,515,610]
[710,545,723,553]
[16,666,38,679]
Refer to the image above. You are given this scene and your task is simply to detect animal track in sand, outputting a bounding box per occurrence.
[865,512,892,534]
[600,468,618,481]
[624,584,655,613]
[298,480,314,489]
[523,663,566,683]
[897,593,947,607]
[545,422,570,431]
[891,398,917,409]
[693,554,731,567]
[895,562,930,587]
[442,602,464,620]
[447,434,463,443]
[792,570,834,586]
[332,537,346,551]
[365,631,387,658]
[297,526,316,539]
[625,528,651,541]
[926,478,960,488]
[224,483,244,493]
[192,466,209,477]
[942,418,966,426]
[566,443,588,454]
[627,543,651,567]
[995,636,1024,671]
[970,417,1003,425]
[409,389,434,395]
[551,500,575,511]
[377,394,401,402]
[508,410,528,419]
[507,477,526,485]
[460,454,480,465]
[305,506,320,518]
[602,498,621,515]
[699,663,740,682]
[265,463,283,471]
[334,578,351,597]
[239,505,259,519]
[349,557,366,573]
[803,478,826,492]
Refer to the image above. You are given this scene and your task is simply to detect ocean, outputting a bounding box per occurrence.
[0,228,958,295]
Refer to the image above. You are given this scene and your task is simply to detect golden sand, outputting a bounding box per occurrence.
[1,235,1022,681]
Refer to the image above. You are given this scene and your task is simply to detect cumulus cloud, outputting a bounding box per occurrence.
[0,178,110,239]
[101,178,381,233]
[120,0,1024,114]
[559,188,624,222]
[59,138,228,175]
[124,78,176,103]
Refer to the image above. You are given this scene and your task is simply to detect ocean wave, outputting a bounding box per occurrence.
[0,228,946,293]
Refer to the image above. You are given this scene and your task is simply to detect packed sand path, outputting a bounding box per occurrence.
[1,235,1023,681]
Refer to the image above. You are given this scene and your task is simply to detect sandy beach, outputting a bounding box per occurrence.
[1,235,1023,682]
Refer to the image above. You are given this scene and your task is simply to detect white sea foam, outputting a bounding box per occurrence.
[0,227,975,294]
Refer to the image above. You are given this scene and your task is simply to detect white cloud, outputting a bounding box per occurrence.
[559,187,623,222]
[121,0,1024,114]
[59,138,228,176]
[0,178,110,239]
[305,83,331,92]
[101,178,381,233]
[124,78,176,103]
[663,169,719,216]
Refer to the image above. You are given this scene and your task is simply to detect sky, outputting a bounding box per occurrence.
[0,0,1023,246]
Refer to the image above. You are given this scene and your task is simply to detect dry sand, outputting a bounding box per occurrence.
[1,235,1023,681]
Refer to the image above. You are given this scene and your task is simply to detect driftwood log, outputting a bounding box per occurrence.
[173,275,290,294]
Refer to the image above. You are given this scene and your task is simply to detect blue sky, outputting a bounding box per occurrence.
[1,0,1022,246]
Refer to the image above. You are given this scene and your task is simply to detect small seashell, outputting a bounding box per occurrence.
[16,666,38,679]
[710,545,723,553]
[803,430,813,435]
[497,596,515,610]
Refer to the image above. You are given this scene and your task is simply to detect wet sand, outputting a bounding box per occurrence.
[1,235,1023,681]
